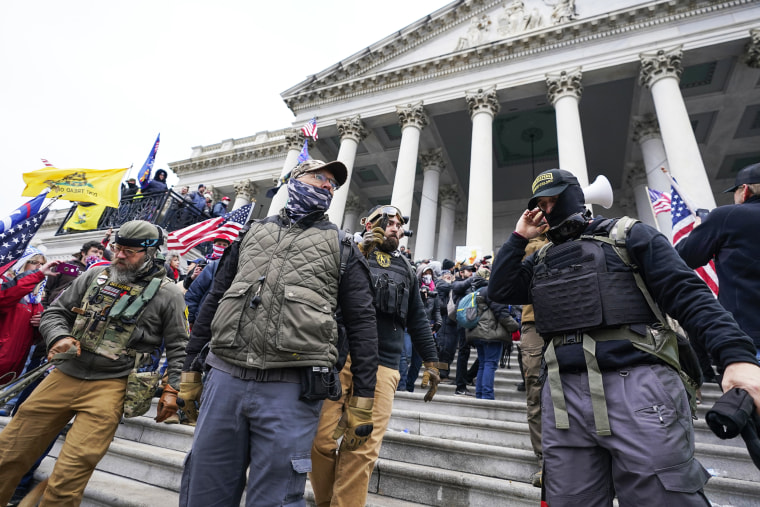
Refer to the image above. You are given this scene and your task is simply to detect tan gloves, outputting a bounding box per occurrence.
[421,362,441,402]
[178,371,203,426]
[358,227,386,256]
[333,396,374,451]
[155,384,179,423]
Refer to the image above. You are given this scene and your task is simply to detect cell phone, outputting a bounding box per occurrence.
[55,262,82,277]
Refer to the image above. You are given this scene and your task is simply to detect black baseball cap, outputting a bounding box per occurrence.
[723,162,760,193]
[528,169,579,209]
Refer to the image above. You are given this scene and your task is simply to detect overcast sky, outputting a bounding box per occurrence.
[0,0,446,212]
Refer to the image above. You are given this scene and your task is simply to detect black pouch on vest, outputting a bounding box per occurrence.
[300,366,342,402]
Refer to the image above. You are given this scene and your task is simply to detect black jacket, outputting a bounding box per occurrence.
[676,195,760,348]
[488,218,758,372]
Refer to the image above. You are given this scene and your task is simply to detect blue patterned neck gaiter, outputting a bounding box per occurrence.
[285,178,333,221]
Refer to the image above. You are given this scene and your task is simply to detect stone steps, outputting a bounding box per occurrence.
[1,368,757,506]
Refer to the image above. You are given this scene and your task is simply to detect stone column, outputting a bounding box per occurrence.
[464,87,500,252]
[624,164,659,229]
[342,195,364,235]
[232,180,257,211]
[632,115,672,236]
[390,102,428,242]
[328,115,368,227]
[414,149,445,261]
[745,28,760,68]
[436,185,460,261]
[546,68,590,189]
[267,129,304,216]
[640,46,716,210]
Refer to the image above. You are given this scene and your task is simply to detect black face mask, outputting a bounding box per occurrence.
[545,211,591,244]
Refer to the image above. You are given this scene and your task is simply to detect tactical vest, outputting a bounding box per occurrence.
[71,267,166,361]
[367,249,414,323]
[209,216,342,370]
[533,217,698,436]
[531,229,655,335]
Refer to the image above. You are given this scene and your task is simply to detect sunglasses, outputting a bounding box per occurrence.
[110,244,147,256]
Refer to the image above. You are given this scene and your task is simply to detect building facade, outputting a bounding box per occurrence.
[40,0,760,262]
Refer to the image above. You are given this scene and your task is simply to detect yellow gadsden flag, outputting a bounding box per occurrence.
[22,167,128,207]
[64,203,109,231]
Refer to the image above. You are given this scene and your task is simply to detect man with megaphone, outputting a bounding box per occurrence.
[488,168,760,506]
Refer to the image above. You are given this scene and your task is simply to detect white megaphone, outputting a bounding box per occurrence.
[583,175,613,209]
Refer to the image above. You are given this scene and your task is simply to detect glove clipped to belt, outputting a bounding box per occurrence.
[332,396,374,451]
[358,227,386,256]
[178,371,203,426]
[421,362,441,402]
[155,383,179,423]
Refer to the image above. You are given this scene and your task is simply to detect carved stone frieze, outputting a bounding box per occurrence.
[745,28,760,68]
[283,2,748,113]
[639,46,683,89]
[396,102,429,130]
[420,149,445,172]
[465,87,500,118]
[439,185,461,206]
[336,115,369,143]
[632,115,661,144]
[234,180,257,202]
[546,68,582,105]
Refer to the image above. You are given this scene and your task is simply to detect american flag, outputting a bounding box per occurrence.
[0,190,49,235]
[300,117,318,140]
[647,187,671,215]
[166,204,253,255]
[670,184,719,295]
[0,208,50,272]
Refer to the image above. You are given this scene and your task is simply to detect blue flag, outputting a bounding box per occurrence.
[0,208,50,268]
[296,139,309,164]
[0,190,49,235]
[137,133,161,191]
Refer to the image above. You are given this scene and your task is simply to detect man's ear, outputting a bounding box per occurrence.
[742,185,752,203]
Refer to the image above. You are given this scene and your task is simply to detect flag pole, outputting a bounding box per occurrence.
[660,167,699,217]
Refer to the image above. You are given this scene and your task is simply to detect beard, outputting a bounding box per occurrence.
[110,255,151,284]
[379,235,399,253]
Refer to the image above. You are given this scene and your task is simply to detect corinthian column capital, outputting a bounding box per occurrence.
[639,46,683,89]
[284,129,305,151]
[465,86,500,118]
[420,149,445,173]
[396,102,429,130]
[344,194,365,215]
[336,115,369,143]
[745,28,760,69]
[234,179,257,201]
[546,68,582,105]
[439,185,460,206]
[632,114,661,144]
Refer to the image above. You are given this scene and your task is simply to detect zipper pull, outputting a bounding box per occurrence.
[654,405,664,424]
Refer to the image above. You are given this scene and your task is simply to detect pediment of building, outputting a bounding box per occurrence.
[281,0,750,114]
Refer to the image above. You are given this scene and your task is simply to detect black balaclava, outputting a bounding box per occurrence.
[544,185,591,244]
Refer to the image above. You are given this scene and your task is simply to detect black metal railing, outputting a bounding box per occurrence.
[55,190,210,237]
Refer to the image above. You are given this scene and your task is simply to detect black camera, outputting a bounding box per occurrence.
[404,229,414,237]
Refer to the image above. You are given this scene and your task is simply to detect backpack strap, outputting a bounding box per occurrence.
[337,229,353,281]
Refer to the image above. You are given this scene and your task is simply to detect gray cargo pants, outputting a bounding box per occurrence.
[541,363,711,507]
[179,367,323,507]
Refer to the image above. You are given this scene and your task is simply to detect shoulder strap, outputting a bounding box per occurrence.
[337,229,353,281]
[584,216,668,327]
[535,241,554,264]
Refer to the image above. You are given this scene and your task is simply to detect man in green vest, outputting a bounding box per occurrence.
[0,220,189,506]
[179,159,378,507]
